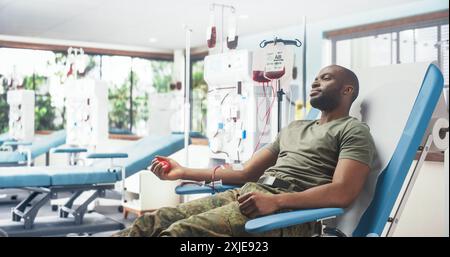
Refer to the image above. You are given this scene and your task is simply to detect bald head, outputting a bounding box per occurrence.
[310,65,360,112]
[329,65,359,103]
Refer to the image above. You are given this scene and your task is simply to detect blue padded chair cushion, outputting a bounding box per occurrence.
[0,167,51,188]
[52,147,87,154]
[45,166,120,186]
[175,184,240,195]
[0,166,119,188]
[3,141,32,146]
[0,151,27,164]
[0,130,66,164]
[245,208,344,233]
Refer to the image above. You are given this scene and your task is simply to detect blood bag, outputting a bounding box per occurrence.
[263,43,294,89]
[264,43,286,80]
[226,13,238,50]
[206,12,217,48]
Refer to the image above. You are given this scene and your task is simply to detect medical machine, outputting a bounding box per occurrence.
[205,49,298,163]
[6,89,35,142]
[205,50,258,163]
[64,79,108,149]
[47,79,108,210]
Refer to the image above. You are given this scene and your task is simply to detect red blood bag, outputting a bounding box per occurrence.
[207,26,217,48]
[252,70,271,83]
[265,67,286,80]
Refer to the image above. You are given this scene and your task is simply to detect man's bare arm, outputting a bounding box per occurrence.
[238,159,370,218]
[150,148,278,185]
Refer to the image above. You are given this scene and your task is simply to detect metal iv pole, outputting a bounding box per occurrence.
[184,26,192,167]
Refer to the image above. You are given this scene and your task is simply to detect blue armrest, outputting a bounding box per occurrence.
[0,138,15,145]
[175,183,240,195]
[51,147,88,154]
[245,208,344,233]
[3,141,32,146]
[86,153,128,159]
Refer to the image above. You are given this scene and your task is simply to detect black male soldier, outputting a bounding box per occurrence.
[114,64,375,237]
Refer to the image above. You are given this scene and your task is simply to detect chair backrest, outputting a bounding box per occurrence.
[353,63,443,236]
[334,63,444,236]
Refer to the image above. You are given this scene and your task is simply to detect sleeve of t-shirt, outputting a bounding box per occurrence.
[339,123,375,169]
[265,131,282,155]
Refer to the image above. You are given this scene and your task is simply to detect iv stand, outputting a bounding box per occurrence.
[210,3,235,53]
[276,80,283,132]
[184,26,192,167]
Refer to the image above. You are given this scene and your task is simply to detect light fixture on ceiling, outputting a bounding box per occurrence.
[148,37,158,43]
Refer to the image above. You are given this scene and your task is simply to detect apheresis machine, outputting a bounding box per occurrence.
[64,79,108,150]
[204,45,297,164]
[7,89,35,142]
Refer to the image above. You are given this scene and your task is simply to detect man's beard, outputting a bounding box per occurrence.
[310,91,340,111]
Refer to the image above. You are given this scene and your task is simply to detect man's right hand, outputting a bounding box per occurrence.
[148,156,184,180]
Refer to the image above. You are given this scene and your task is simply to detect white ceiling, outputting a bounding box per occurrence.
[0,0,422,52]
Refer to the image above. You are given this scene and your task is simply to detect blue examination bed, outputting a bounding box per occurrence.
[0,133,186,236]
[0,130,66,166]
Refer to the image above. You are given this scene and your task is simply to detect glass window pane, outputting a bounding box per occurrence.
[131,58,174,136]
[83,55,101,80]
[101,55,132,132]
[150,60,172,94]
[336,40,351,68]
[368,33,393,66]
[337,34,393,70]
[399,29,415,63]
[131,57,153,136]
[0,48,65,131]
[415,26,438,62]
[192,60,207,135]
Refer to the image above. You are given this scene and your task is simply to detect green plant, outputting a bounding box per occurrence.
[108,74,131,130]
[0,76,8,133]
[192,61,207,135]
[151,61,172,93]
[23,74,63,131]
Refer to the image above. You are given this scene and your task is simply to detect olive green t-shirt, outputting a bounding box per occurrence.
[264,116,375,191]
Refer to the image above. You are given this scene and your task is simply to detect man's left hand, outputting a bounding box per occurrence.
[237,192,280,218]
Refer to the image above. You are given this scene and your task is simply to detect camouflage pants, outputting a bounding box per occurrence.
[113,182,320,237]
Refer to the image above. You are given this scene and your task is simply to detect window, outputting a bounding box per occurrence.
[332,25,447,69]
[132,58,173,135]
[0,48,66,132]
[327,12,449,106]
[101,55,132,133]
[0,46,174,136]
[191,60,207,135]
